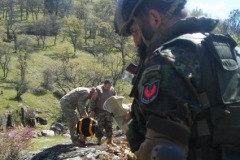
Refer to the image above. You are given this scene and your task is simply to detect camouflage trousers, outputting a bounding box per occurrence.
[94,109,113,139]
[60,99,83,142]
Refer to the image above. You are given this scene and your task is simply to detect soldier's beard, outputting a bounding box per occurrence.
[139,19,155,48]
[137,40,147,61]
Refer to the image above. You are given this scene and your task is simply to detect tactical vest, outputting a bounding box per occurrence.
[162,33,240,160]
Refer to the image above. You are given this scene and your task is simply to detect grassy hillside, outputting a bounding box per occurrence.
[0,35,133,128]
[0,0,134,129]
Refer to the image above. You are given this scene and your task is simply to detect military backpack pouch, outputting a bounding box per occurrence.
[210,106,240,145]
[221,144,240,160]
[203,34,240,104]
[203,34,240,145]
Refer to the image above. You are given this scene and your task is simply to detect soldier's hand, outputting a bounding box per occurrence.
[125,112,131,121]
[82,113,88,118]
[89,111,95,117]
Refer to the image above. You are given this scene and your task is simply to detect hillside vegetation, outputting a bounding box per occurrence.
[0,0,135,126]
[0,0,239,127]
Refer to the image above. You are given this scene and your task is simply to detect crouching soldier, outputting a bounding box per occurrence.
[60,87,97,147]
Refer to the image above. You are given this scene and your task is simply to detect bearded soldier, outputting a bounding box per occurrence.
[114,0,240,159]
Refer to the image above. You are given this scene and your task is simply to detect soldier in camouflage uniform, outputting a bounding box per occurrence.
[114,0,240,160]
[114,13,147,152]
[89,79,117,145]
[60,87,96,146]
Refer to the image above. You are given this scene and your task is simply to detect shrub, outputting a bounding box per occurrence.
[0,128,34,160]
[32,87,48,96]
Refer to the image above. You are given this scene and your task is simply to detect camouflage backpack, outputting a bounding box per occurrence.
[163,33,240,159]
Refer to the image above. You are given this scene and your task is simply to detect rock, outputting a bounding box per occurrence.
[0,113,7,131]
[63,133,71,138]
[20,127,134,160]
[32,131,38,138]
[20,137,133,160]
[41,130,55,136]
[36,117,48,125]
[37,131,43,137]
[50,122,66,134]
[20,104,36,127]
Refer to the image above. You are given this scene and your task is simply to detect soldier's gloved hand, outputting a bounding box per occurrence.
[135,128,187,160]
[151,144,184,160]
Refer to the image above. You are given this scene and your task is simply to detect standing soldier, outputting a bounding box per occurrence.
[60,87,96,147]
[89,79,117,146]
[114,3,149,152]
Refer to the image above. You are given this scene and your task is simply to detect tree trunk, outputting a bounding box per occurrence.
[20,4,23,21]
[54,35,57,45]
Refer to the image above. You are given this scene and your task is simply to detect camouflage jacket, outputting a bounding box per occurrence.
[60,87,90,112]
[136,17,219,129]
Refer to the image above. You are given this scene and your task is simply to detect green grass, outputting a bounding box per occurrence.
[0,8,133,133]
[0,87,20,112]
[30,136,71,152]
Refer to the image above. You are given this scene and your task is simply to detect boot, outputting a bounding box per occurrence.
[106,137,116,146]
[72,139,85,147]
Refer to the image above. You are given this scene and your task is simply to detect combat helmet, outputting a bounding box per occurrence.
[114,0,186,36]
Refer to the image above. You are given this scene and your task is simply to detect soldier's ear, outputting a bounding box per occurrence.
[149,9,161,31]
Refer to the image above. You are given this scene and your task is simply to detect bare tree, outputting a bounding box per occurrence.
[0,0,6,19]
[32,16,57,48]
[42,69,54,90]
[100,54,122,86]
[213,20,230,35]
[0,43,12,79]
[112,34,136,74]
[226,9,240,42]
[52,63,89,94]
[4,0,19,43]
[48,15,60,45]
[190,7,209,17]
[15,37,31,101]
[44,0,73,17]
[93,0,115,18]
[28,0,43,21]
[61,17,84,54]
[16,0,27,20]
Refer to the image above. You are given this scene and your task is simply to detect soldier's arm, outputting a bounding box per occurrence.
[88,93,98,117]
[135,47,200,159]
[88,99,96,110]
[77,92,89,117]
[126,101,146,152]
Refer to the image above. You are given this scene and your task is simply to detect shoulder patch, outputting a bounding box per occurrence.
[141,80,160,104]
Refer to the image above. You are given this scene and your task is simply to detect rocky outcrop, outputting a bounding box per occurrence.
[20,131,133,160]
[21,144,126,160]
[0,104,48,130]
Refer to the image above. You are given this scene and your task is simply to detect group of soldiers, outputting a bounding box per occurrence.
[61,0,240,159]
[60,79,116,147]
